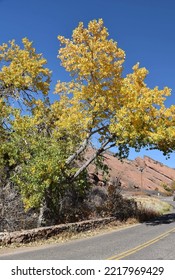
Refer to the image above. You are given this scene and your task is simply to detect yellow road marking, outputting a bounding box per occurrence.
[108,227,175,260]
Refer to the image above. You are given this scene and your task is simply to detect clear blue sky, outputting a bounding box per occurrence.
[1,0,175,167]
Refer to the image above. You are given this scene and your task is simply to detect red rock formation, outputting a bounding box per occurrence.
[86,148,175,194]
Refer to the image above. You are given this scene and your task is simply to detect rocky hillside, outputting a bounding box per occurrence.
[87,149,175,194]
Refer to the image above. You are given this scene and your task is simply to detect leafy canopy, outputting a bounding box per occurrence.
[1,19,175,211]
[55,19,175,156]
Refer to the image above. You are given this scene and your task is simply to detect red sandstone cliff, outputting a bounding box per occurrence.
[86,149,175,194]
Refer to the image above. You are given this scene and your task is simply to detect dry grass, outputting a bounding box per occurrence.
[134,196,172,214]
[132,195,172,222]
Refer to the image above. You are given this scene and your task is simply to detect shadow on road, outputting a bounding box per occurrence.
[145,213,175,226]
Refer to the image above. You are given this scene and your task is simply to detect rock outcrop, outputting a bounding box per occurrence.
[88,151,175,194]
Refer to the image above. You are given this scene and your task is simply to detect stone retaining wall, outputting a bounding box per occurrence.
[0,217,115,245]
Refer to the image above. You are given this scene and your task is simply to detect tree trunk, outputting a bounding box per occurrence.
[65,126,109,166]
[66,133,91,165]
[37,200,47,227]
[70,140,115,181]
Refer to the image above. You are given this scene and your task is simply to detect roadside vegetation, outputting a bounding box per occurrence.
[0,191,172,250]
[132,196,172,222]
[161,181,175,196]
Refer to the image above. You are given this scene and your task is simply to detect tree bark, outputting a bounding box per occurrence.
[37,200,47,227]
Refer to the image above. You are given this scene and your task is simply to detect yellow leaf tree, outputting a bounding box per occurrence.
[1,20,175,226]
[0,38,51,224]
[0,38,51,103]
[0,37,51,157]
[55,19,175,180]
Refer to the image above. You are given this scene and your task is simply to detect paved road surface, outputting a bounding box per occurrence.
[0,198,175,260]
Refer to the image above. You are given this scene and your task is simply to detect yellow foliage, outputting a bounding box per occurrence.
[54,19,175,154]
[0,38,51,102]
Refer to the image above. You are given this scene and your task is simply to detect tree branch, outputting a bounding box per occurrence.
[65,124,110,166]
[65,131,92,165]
[70,138,114,181]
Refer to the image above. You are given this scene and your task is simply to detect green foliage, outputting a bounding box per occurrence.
[162,183,172,194]
[2,108,88,212]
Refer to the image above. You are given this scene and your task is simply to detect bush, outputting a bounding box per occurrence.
[162,183,173,194]
[135,206,160,222]
[105,185,137,221]
[87,182,138,221]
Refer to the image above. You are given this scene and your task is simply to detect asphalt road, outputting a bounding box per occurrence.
[0,197,175,260]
